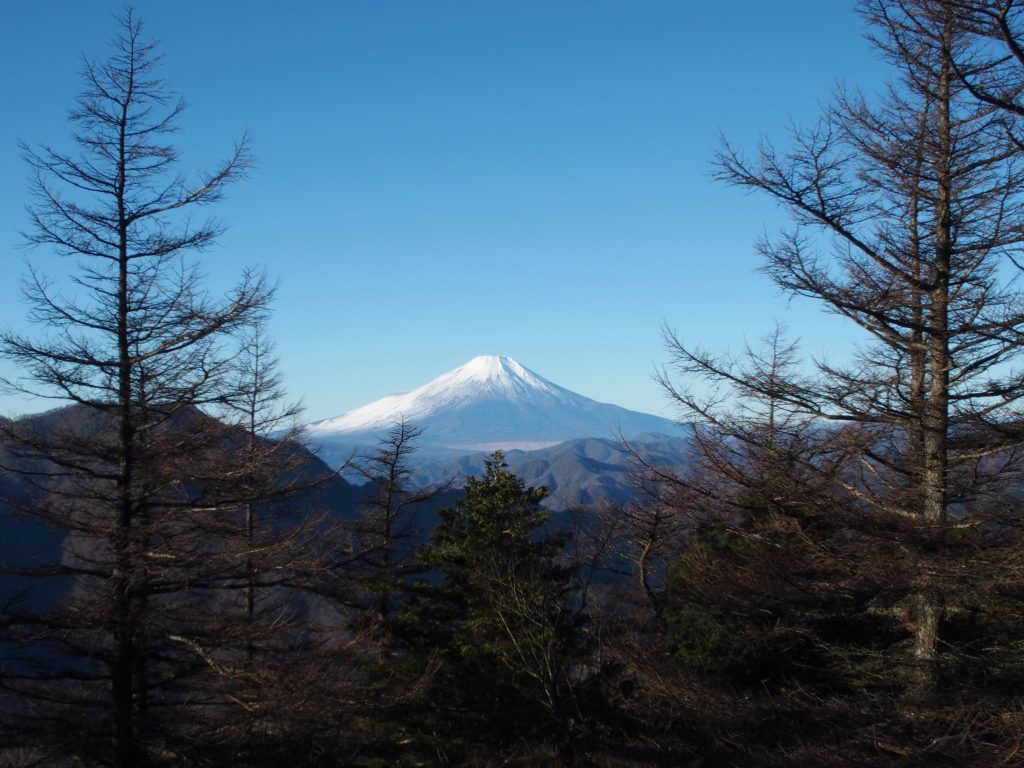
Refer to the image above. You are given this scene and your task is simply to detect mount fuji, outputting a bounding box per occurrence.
[306,355,679,457]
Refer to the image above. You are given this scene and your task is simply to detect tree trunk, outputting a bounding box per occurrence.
[910,12,955,700]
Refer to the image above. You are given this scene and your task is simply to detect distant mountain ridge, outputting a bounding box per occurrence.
[406,433,693,507]
[307,355,680,457]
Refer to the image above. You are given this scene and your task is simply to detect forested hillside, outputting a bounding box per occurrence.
[4,3,1024,767]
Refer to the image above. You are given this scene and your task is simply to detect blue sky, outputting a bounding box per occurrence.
[0,1,888,421]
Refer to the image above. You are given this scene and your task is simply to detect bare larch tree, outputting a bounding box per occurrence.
[649,0,1024,761]
[0,11,273,766]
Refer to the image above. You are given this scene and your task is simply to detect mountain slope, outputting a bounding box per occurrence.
[308,355,679,454]
[0,405,364,608]
[406,433,693,507]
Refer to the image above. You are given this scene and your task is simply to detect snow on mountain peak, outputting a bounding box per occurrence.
[460,355,524,380]
[306,355,679,451]
[437,355,560,396]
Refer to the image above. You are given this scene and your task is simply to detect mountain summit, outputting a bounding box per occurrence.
[307,355,679,452]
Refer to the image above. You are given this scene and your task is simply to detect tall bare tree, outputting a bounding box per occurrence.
[651,0,1024,761]
[215,315,306,644]
[344,418,450,621]
[0,11,274,766]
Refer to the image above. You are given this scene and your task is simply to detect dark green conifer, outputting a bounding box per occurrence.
[398,452,589,764]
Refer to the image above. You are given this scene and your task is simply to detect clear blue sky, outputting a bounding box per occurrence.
[0,1,887,421]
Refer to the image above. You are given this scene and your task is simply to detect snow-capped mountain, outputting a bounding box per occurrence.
[307,355,679,453]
